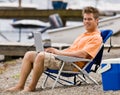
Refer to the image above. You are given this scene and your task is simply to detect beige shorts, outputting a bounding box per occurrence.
[44,52,75,71]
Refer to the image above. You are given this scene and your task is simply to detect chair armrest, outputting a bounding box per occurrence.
[55,55,91,62]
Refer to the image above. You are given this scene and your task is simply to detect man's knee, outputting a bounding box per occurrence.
[36,52,45,61]
[33,52,45,68]
[24,51,36,60]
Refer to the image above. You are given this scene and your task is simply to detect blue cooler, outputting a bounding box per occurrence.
[100,58,120,91]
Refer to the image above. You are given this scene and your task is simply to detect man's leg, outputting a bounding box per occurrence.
[5,51,37,91]
[23,52,45,92]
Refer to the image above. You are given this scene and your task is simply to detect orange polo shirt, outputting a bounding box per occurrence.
[64,31,102,69]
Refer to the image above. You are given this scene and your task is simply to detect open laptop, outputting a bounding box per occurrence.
[34,31,44,52]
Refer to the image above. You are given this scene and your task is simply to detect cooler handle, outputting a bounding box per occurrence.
[98,63,111,74]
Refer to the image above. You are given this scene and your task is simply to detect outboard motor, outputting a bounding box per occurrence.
[28,13,63,39]
[49,13,64,28]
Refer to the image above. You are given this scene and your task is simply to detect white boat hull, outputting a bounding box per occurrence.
[47,15,120,44]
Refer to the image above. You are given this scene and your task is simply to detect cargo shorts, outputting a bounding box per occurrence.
[43,52,75,71]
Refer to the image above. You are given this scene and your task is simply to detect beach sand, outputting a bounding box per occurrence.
[0,55,120,95]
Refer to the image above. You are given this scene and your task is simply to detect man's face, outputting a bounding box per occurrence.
[83,13,98,31]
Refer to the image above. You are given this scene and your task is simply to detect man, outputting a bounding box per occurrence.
[6,6,102,92]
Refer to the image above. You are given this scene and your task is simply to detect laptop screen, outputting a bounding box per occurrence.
[34,31,44,52]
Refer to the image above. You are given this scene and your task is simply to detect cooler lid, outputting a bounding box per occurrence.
[102,58,120,64]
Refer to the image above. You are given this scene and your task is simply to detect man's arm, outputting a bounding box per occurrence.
[45,48,91,58]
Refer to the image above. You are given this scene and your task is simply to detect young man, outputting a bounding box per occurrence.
[6,6,102,92]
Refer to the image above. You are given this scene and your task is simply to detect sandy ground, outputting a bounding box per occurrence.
[0,33,120,95]
[0,56,120,95]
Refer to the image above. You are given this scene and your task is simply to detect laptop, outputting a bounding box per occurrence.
[34,31,44,52]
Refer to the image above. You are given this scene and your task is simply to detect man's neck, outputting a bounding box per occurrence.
[87,28,98,33]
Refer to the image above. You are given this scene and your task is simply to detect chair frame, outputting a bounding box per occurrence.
[42,46,101,89]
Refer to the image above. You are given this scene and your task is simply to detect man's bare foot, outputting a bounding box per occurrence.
[22,86,35,92]
[4,86,23,92]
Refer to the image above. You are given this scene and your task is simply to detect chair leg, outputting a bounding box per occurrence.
[85,73,99,85]
[73,63,99,85]
[52,61,65,89]
[77,75,88,84]
[80,70,99,85]
[42,75,49,89]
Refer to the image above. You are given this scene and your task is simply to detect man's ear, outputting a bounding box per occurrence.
[96,18,99,25]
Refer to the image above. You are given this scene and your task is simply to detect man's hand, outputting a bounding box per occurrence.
[45,48,59,54]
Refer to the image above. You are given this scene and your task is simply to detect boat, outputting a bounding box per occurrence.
[12,19,50,28]
[46,14,120,44]
[11,19,50,42]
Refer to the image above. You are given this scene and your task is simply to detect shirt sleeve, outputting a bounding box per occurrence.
[82,35,102,58]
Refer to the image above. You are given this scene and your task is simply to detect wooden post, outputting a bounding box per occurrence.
[19,0,21,8]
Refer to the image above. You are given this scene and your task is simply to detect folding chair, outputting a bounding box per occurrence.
[41,29,113,89]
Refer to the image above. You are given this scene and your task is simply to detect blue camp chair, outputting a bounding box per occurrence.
[42,29,113,89]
